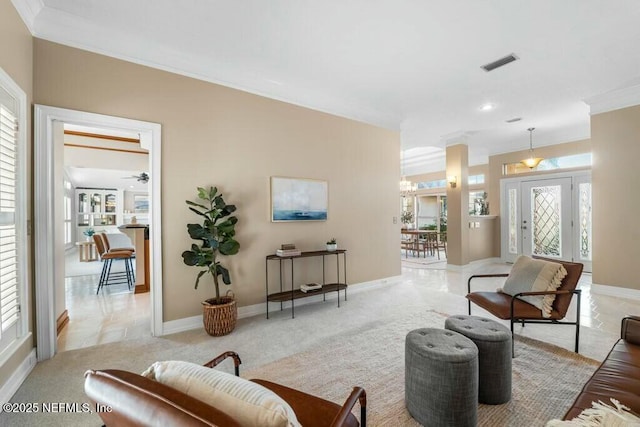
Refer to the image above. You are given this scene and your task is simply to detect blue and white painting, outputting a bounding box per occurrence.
[271,177,328,222]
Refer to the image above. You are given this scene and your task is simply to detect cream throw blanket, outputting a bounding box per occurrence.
[546,398,640,426]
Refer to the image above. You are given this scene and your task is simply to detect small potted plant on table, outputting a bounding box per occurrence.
[182,186,240,336]
[326,238,337,251]
[83,227,96,241]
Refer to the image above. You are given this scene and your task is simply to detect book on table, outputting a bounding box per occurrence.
[276,249,301,257]
[300,283,322,293]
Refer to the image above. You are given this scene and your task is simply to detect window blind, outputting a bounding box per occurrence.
[0,93,19,333]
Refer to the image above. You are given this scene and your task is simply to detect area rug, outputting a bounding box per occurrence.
[244,309,600,426]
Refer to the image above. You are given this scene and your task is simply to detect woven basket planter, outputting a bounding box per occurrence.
[202,296,237,336]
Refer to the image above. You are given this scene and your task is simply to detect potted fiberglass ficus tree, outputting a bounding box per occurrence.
[182,186,240,336]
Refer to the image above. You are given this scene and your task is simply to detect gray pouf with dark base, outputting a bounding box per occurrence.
[445,315,512,404]
[405,328,478,427]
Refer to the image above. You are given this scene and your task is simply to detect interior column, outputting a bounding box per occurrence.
[446,143,469,266]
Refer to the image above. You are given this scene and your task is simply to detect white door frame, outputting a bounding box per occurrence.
[34,105,163,361]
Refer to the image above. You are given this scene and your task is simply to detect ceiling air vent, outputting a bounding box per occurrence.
[506,117,522,123]
[481,54,519,72]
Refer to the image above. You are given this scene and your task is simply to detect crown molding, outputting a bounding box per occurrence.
[10,0,44,34]
[584,83,640,115]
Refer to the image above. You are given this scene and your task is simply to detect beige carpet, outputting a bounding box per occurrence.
[245,310,601,426]
[1,299,610,426]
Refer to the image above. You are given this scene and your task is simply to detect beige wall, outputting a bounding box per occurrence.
[0,0,34,393]
[488,139,591,257]
[591,105,640,290]
[34,39,401,321]
[468,216,498,261]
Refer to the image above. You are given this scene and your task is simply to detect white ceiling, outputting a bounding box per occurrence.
[63,123,149,191]
[65,166,149,192]
[14,0,640,173]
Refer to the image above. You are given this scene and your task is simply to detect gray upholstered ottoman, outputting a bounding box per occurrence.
[405,328,478,427]
[445,315,512,404]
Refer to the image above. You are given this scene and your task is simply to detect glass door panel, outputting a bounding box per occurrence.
[574,175,593,272]
[77,214,90,227]
[78,192,88,213]
[91,193,102,213]
[521,178,572,260]
[501,181,521,263]
[98,214,116,225]
[105,193,116,213]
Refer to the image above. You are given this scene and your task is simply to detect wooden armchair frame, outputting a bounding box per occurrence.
[466,257,583,356]
[205,352,367,427]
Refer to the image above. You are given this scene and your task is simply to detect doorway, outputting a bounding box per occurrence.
[501,171,592,271]
[61,125,151,351]
[34,105,163,361]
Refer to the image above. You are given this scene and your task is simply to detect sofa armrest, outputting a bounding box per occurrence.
[84,369,240,426]
[621,316,640,344]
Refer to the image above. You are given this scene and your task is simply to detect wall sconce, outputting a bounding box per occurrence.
[448,175,457,188]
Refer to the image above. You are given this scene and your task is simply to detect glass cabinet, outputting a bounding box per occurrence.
[76,189,123,238]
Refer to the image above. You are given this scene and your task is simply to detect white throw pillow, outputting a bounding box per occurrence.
[499,255,567,318]
[142,361,301,427]
[546,398,640,426]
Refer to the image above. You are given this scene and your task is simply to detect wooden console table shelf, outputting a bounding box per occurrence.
[265,249,348,318]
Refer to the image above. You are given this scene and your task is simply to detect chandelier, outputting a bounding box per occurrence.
[521,127,544,169]
[399,176,417,197]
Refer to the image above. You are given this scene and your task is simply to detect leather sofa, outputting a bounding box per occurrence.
[563,315,640,419]
[84,351,366,426]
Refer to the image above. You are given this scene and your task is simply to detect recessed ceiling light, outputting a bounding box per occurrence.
[479,103,494,112]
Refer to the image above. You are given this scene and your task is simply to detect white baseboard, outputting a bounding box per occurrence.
[161,274,403,335]
[446,257,502,272]
[590,283,640,300]
[0,348,37,404]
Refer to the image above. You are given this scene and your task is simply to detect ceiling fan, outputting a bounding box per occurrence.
[122,172,149,183]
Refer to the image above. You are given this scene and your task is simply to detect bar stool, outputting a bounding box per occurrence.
[101,232,135,254]
[93,234,135,294]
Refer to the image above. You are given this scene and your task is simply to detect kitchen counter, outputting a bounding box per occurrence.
[117,224,149,293]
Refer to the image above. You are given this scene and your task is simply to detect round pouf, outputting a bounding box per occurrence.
[445,315,512,404]
[405,328,478,427]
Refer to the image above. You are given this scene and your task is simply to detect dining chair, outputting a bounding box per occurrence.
[401,231,416,258]
[434,232,447,260]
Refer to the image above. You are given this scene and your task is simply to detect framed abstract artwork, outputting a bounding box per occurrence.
[270,177,328,222]
[133,194,149,213]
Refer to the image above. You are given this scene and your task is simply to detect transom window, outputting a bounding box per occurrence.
[504,153,591,175]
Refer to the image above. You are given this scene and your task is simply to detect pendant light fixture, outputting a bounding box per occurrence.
[521,127,544,169]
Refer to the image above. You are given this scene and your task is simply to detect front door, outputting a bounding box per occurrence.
[502,173,592,272]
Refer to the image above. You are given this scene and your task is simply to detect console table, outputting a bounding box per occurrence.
[265,249,347,318]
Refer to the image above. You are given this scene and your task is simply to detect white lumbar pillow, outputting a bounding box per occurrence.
[142,361,300,427]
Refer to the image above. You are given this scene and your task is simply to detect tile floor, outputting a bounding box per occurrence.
[59,250,151,352]
[58,248,635,354]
